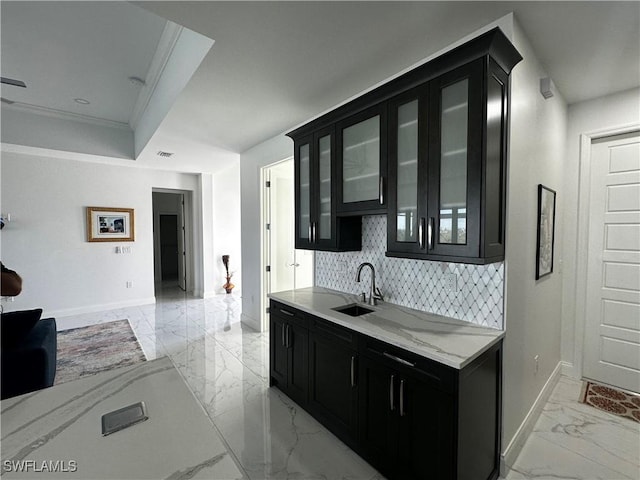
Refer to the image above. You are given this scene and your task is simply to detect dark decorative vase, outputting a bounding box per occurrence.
[223,276,234,294]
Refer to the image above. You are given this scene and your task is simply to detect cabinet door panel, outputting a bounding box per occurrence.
[439,78,469,246]
[397,376,455,479]
[317,133,333,241]
[295,138,314,249]
[308,332,358,442]
[358,356,397,474]
[387,88,428,256]
[337,105,387,214]
[287,323,309,405]
[343,115,380,203]
[428,60,483,259]
[269,315,288,388]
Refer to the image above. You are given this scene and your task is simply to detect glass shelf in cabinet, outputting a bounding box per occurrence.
[442,102,468,114]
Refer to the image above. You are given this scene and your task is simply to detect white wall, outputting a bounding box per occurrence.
[0,149,229,326]
[240,134,292,330]
[561,87,640,378]
[212,163,242,295]
[501,18,568,464]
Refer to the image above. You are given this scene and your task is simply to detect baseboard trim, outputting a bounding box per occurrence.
[561,360,579,379]
[501,361,562,476]
[241,312,261,332]
[46,297,156,319]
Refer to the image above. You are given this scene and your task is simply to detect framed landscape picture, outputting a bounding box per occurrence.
[87,207,134,242]
[535,185,556,279]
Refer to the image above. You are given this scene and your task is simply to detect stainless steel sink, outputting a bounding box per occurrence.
[332,304,374,317]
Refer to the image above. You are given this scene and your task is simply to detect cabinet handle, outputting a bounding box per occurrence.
[281,323,286,347]
[286,324,291,348]
[308,224,313,243]
[383,351,416,368]
[427,217,435,250]
[400,379,405,417]
[350,356,357,387]
[418,217,425,249]
[379,177,385,205]
[389,374,395,411]
[280,309,295,317]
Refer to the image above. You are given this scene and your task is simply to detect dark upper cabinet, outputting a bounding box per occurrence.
[387,59,515,264]
[289,28,521,259]
[336,104,388,215]
[294,128,361,251]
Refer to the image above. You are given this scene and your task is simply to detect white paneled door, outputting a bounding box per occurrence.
[583,132,640,393]
[262,159,314,329]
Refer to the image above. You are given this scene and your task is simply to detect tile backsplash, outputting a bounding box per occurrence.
[315,216,504,329]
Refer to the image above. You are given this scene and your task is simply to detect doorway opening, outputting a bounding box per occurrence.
[152,190,193,296]
[260,158,314,330]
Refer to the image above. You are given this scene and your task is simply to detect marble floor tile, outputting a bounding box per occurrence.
[46,287,639,480]
[504,376,640,480]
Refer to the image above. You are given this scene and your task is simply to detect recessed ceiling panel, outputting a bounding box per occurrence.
[1,1,167,124]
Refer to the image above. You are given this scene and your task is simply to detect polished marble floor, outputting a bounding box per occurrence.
[57,286,639,480]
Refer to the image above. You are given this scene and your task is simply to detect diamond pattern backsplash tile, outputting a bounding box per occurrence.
[315,216,504,329]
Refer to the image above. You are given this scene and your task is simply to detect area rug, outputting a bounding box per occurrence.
[580,381,640,423]
[55,319,146,385]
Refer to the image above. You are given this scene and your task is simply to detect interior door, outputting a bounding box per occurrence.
[266,160,314,296]
[583,132,640,393]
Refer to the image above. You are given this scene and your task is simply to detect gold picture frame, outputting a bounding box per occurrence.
[86,207,135,242]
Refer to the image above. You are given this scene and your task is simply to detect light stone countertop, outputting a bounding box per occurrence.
[0,357,244,479]
[269,286,504,369]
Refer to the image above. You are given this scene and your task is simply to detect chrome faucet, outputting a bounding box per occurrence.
[356,262,384,306]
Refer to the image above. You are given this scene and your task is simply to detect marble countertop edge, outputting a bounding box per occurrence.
[269,287,504,369]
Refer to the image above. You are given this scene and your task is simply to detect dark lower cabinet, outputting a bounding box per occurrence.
[269,300,502,480]
[358,342,456,479]
[269,304,309,407]
[308,318,359,446]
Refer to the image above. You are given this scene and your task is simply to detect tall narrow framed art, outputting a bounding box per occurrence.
[535,185,556,279]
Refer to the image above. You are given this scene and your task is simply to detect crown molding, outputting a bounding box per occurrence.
[128,21,184,130]
[1,101,131,130]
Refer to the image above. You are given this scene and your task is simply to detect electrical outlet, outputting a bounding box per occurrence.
[445,273,458,292]
[534,355,539,374]
[126,281,133,289]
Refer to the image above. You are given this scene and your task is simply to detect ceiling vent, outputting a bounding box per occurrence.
[157,151,174,158]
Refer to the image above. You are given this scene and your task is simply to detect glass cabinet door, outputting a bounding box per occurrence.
[337,105,387,213]
[438,79,468,245]
[342,115,380,203]
[387,89,427,256]
[428,60,482,258]
[296,141,312,246]
[395,100,419,243]
[316,133,332,241]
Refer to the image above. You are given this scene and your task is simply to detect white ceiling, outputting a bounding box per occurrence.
[1,1,167,125]
[2,1,639,162]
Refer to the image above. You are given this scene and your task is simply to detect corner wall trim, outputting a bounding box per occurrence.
[501,361,562,475]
